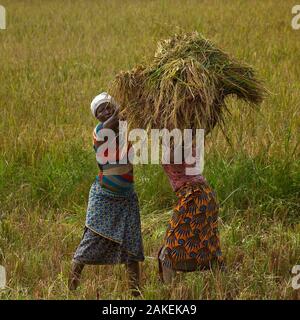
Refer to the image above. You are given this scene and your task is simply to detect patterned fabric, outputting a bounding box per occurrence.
[162,163,206,192]
[159,181,223,271]
[162,147,206,192]
[84,180,144,259]
[93,123,133,193]
[73,227,144,265]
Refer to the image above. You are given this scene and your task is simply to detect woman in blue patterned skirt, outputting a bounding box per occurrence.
[68,92,144,296]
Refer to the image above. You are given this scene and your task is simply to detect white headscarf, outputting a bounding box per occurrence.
[90,92,115,117]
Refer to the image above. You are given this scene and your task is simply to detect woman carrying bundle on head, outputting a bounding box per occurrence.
[111,32,266,283]
[158,137,224,283]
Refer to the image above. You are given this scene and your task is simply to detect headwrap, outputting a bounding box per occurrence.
[90,92,115,117]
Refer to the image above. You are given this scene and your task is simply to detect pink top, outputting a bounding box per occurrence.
[162,163,206,192]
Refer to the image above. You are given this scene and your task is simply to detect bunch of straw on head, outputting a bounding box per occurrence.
[110,32,267,133]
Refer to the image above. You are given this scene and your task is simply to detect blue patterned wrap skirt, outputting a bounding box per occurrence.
[73,181,144,265]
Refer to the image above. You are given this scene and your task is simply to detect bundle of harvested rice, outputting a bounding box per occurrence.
[110,32,267,133]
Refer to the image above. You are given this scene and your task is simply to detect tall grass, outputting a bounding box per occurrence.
[0,0,299,299]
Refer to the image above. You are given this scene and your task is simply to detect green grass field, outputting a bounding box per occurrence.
[0,0,299,299]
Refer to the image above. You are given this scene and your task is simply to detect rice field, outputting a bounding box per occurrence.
[0,0,299,300]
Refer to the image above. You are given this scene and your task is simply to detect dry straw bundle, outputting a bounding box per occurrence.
[110,32,267,133]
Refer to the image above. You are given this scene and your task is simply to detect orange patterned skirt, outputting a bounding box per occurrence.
[158,181,223,272]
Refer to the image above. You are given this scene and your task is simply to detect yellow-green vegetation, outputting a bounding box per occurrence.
[0,0,299,299]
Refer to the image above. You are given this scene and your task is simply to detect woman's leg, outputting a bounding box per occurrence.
[125,261,140,296]
[158,246,176,284]
[68,261,84,291]
[161,265,176,284]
